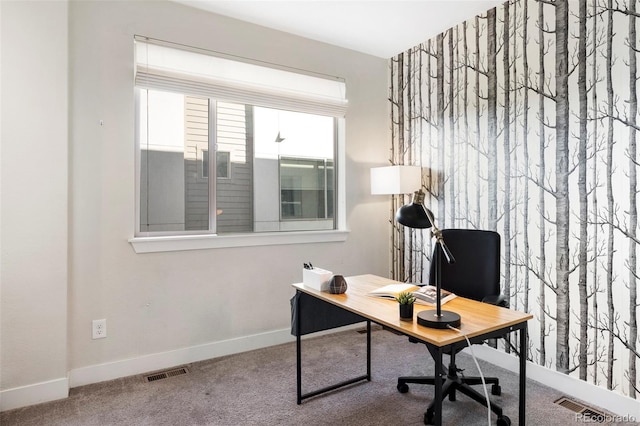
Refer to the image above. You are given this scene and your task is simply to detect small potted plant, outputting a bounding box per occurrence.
[396,291,416,321]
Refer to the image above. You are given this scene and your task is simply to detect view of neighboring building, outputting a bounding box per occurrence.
[139,90,335,234]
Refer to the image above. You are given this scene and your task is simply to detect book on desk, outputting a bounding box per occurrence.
[368,283,457,306]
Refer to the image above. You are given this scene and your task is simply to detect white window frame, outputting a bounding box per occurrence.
[129,37,348,253]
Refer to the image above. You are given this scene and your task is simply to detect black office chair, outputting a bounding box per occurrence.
[396,229,510,426]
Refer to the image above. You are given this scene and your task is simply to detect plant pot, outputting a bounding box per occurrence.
[399,303,414,321]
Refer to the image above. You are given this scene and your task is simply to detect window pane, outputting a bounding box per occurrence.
[202,149,208,178]
[216,152,230,178]
[138,89,210,233]
[137,95,336,235]
[253,107,335,232]
[280,158,334,220]
[215,103,253,233]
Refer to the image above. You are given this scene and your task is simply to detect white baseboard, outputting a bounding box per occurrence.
[68,323,364,388]
[2,324,367,412]
[2,330,291,412]
[0,377,69,412]
[467,344,640,419]
[69,327,295,388]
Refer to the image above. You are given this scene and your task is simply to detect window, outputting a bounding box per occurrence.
[201,150,230,179]
[134,37,347,239]
[280,158,334,221]
[216,152,230,179]
[202,149,208,178]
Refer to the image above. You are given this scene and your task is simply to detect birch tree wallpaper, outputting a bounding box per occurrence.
[389,0,639,399]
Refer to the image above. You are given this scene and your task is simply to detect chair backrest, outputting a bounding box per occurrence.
[428,229,501,302]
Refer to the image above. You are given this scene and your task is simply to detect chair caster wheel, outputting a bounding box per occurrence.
[491,384,501,395]
[424,409,435,425]
[496,415,511,426]
[397,382,409,393]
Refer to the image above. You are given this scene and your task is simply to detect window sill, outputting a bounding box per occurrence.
[128,229,350,253]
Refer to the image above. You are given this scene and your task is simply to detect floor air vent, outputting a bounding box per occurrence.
[554,397,605,422]
[144,366,189,383]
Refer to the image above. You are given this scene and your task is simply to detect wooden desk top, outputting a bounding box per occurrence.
[293,274,533,347]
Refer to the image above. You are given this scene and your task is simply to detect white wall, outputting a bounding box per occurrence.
[0,0,70,407]
[0,0,390,410]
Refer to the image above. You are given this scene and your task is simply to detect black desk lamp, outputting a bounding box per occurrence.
[396,189,461,329]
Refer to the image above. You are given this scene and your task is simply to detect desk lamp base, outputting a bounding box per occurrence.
[417,310,461,329]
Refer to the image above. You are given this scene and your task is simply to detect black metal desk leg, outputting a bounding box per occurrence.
[434,345,443,426]
[296,291,302,405]
[366,320,371,381]
[519,324,527,425]
[294,290,371,404]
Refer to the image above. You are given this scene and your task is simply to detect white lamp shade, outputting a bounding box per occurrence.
[370,165,421,195]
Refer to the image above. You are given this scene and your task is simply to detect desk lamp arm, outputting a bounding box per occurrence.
[423,206,455,265]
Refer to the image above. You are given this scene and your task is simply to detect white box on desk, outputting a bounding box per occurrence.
[303,268,333,291]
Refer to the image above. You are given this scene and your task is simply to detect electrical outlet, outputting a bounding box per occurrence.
[92,319,107,339]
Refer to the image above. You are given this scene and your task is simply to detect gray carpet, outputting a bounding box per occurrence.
[0,327,619,425]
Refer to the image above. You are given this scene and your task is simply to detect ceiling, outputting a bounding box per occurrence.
[174,1,504,58]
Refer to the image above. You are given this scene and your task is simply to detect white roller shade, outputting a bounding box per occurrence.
[135,38,348,117]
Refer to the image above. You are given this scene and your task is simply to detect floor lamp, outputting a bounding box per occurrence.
[396,189,461,329]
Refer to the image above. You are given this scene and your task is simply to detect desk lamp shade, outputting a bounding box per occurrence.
[395,190,433,229]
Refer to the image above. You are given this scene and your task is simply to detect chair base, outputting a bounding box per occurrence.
[397,373,506,425]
